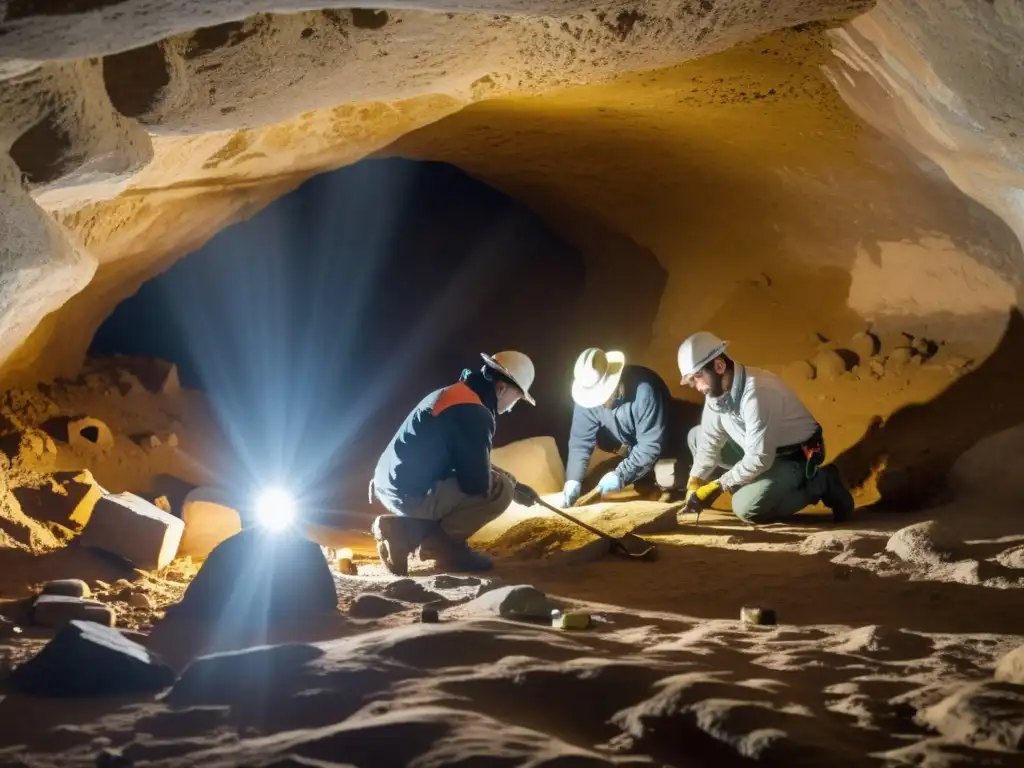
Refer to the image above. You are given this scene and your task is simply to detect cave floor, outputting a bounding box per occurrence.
[0,499,1022,767]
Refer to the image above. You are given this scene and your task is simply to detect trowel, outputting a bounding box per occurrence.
[514,484,658,561]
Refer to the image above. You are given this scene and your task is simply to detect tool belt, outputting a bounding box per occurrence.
[775,424,825,487]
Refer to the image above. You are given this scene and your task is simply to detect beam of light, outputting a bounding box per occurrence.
[150,160,520,524]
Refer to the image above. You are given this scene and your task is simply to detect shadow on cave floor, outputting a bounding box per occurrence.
[832,308,1024,513]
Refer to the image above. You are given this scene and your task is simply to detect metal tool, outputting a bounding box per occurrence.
[513,483,658,561]
[572,485,604,508]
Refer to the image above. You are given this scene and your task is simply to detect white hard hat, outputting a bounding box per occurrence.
[678,331,728,382]
[571,348,626,408]
[482,351,536,405]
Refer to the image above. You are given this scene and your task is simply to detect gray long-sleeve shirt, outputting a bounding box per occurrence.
[690,364,818,492]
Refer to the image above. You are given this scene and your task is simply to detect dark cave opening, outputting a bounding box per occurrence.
[89,158,603,515]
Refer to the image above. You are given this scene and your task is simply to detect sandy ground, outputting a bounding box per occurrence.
[0,357,1021,766]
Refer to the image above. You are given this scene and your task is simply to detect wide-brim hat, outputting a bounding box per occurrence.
[571,348,626,409]
[481,351,536,405]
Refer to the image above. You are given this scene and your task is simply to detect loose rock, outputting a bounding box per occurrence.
[382,579,442,604]
[167,528,337,626]
[995,645,1024,685]
[11,620,174,696]
[179,486,243,560]
[462,584,556,620]
[885,521,957,566]
[432,574,481,590]
[41,579,91,599]
[79,492,184,570]
[349,594,407,619]
[128,592,153,609]
[32,595,115,629]
[918,681,1024,751]
[886,347,915,369]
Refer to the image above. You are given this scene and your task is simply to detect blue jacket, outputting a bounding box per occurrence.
[565,365,674,485]
[373,369,497,500]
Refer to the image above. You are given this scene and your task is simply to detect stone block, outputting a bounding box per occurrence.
[41,578,91,598]
[179,486,242,560]
[11,620,175,696]
[79,492,184,570]
[32,594,115,629]
[492,436,565,494]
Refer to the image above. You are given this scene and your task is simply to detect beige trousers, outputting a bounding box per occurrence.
[379,469,514,541]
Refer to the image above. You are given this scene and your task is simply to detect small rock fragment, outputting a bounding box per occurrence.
[421,606,439,623]
[32,595,115,629]
[41,579,91,599]
[383,579,442,604]
[463,584,555,620]
[349,594,407,619]
[128,593,153,609]
[11,620,175,696]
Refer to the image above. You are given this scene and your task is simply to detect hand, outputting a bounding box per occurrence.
[513,482,539,507]
[685,480,722,512]
[562,480,582,508]
[597,471,624,495]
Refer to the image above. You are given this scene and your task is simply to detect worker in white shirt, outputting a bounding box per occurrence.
[678,331,854,525]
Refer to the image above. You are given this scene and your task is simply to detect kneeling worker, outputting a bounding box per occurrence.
[370,351,536,575]
[679,331,854,524]
[562,347,686,507]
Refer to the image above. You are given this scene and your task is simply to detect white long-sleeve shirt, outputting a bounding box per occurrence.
[691,365,819,492]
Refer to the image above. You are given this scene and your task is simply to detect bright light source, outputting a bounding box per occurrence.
[254,485,296,531]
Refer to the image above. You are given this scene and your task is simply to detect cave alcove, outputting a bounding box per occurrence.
[88,157,667,518]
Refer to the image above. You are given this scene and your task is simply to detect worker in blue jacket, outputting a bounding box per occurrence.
[370,351,537,575]
[562,348,687,507]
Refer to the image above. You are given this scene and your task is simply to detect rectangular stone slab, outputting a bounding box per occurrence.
[79,491,184,570]
[32,594,114,629]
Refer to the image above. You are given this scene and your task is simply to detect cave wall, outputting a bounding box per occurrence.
[0,1,1022,508]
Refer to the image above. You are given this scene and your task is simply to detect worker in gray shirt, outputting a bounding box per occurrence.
[678,331,854,525]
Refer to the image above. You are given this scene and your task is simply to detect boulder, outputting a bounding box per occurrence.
[491,436,565,494]
[67,417,115,451]
[41,578,91,598]
[462,585,555,620]
[11,620,175,696]
[179,486,243,560]
[31,594,115,629]
[166,528,337,626]
[79,492,184,570]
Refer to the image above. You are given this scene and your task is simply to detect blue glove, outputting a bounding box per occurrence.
[597,471,624,495]
[562,480,581,508]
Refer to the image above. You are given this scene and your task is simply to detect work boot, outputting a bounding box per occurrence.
[819,465,855,523]
[372,515,435,577]
[420,528,493,573]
